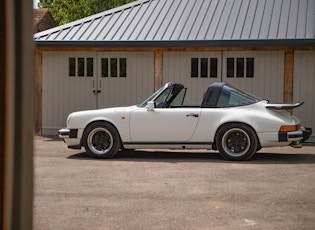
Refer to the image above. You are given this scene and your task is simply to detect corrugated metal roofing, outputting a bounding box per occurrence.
[35,0,315,47]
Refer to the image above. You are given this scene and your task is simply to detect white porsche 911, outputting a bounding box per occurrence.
[59,82,312,161]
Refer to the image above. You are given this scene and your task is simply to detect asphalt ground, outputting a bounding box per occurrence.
[34,136,315,230]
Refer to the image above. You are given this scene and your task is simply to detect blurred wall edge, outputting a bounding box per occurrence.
[1,0,34,229]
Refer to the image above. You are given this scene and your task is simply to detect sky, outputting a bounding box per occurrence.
[33,0,39,8]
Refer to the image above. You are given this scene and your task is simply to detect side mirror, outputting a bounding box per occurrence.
[146,101,155,111]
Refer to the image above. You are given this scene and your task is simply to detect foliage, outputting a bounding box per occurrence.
[39,0,136,25]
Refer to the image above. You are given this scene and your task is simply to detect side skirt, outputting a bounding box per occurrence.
[123,142,213,150]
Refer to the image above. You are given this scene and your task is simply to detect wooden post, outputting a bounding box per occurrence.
[154,50,163,90]
[35,48,42,135]
[284,49,294,103]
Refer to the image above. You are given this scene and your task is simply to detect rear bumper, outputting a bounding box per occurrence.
[301,127,312,143]
[278,130,303,142]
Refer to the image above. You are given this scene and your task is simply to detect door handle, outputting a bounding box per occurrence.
[93,90,101,94]
[186,113,199,117]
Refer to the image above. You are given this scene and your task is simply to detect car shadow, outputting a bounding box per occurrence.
[67,149,315,165]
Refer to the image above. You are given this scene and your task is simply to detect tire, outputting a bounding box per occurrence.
[83,122,121,159]
[216,123,257,161]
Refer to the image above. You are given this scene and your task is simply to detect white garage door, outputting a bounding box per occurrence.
[294,51,315,142]
[163,51,284,105]
[42,51,154,135]
[163,51,222,105]
[222,51,284,103]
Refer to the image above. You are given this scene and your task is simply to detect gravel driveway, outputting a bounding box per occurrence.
[34,136,315,230]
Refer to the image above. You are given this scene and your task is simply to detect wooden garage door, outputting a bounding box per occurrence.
[293,51,315,142]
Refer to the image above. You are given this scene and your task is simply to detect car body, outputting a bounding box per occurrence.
[59,82,312,161]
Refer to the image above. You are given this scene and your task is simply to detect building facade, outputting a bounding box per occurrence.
[35,0,315,141]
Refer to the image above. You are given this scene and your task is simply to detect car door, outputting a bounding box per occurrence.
[129,107,201,142]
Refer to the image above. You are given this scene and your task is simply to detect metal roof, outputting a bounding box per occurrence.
[35,0,315,48]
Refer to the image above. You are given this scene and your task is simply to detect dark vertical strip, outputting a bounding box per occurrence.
[0,0,5,228]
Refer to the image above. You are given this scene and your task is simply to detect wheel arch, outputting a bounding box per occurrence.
[213,122,261,149]
[83,120,124,148]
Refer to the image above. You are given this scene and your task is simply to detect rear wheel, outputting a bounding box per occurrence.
[216,123,257,161]
[83,122,120,159]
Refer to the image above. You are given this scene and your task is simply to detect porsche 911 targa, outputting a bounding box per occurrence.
[59,82,312,161]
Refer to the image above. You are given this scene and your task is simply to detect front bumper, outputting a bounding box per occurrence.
[59,128,81,149]
[59,128,78,138]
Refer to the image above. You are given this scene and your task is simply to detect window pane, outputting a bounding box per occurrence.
[111,58,117,77]
[101,58,108,77]
[69,58,75,77]
[191,58,198,78]
[237,58,244,78]
[210,58,217,78]
[78,58,84,77]
[227,58,234,78]
[246,58,254,78]
[87,58,93,77]
[120,58,127,78]
[200,58,208,78]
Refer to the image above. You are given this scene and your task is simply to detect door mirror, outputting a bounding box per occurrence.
[146,101,155,111]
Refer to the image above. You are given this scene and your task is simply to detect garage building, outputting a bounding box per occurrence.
[34,0,315,141]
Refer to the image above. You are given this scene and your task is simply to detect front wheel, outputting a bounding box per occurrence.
[216,123,258,161]
[83,122,121,159]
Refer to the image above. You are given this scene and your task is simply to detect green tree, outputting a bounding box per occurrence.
[39,0,136,25]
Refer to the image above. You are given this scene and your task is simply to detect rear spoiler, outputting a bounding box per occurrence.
[265,102,304,110]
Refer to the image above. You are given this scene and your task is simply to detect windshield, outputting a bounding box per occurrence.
[138,85,166,108]
[216,85,261,108]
